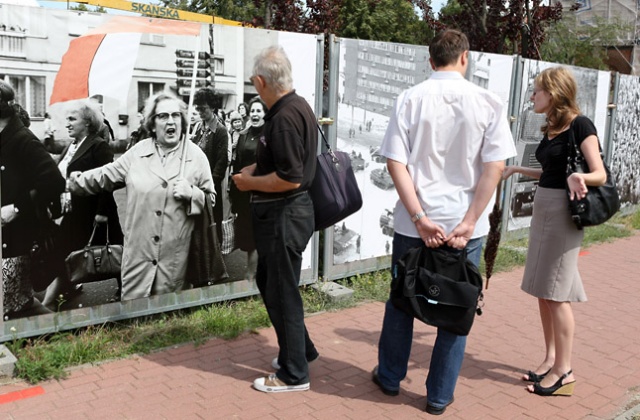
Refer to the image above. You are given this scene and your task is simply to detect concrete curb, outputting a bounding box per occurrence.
[0,344,17,380]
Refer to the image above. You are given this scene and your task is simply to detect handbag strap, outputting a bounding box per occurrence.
[567,118,578,161]
[419,245,469,266]
[316,122,332,152]
[566,116,605,176]
[86,222,110,248]
[566,118,585,176]
[316,123,339,162]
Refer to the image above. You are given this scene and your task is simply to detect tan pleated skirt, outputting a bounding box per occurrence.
[521,187,587,302]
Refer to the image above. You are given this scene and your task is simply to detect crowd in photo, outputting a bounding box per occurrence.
[1,76,268,318]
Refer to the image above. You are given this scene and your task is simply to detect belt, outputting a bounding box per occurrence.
[250,190,307,204]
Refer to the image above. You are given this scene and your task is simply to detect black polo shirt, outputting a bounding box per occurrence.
[254,90,317,199]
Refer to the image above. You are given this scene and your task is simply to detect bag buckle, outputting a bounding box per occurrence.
[571,215,584,230]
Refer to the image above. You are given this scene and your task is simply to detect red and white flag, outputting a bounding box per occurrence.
[50,16,201,105]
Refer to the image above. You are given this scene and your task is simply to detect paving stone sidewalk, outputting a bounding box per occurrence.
[0,233,639,419]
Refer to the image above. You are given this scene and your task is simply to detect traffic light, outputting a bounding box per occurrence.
[175,49,211,96]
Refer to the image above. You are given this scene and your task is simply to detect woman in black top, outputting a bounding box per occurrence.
[229,97,267,280]
[503,67,607,396]
[1,80,64,317]
[42,99,123,308]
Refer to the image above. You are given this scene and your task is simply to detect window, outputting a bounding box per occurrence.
[141,33,165,46]
[1,74,46,118]
[0,5,47,38]
[138,82,165,110]
[213,56,224,75]
[0,29,25,58]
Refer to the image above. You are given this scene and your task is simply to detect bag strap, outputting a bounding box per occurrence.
[86,222,110,248]
[316,123,341,164]
[569,117,581,163]
[418,245,469,267]
[566,116,606,176]
[316,122,332,153]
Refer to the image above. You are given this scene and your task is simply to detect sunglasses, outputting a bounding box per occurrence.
[154,112,182,122]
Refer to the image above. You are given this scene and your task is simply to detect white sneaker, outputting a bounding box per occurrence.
[252,373,310,393]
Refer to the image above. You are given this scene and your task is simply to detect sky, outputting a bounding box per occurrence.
[431,0,446,14]
[37,1,136,14]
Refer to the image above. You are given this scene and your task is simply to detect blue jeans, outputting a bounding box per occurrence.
[377,233,483,409]
[252,192,318,385]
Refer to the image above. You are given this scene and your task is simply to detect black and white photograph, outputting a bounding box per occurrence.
[333,40,515,267]
[610,73,640,206]
[505,59,609,231]
[467,51,515,104]
[1,3,319,321]
[334,38,431,265]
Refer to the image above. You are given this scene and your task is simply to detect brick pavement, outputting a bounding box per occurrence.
[0,233,639,419]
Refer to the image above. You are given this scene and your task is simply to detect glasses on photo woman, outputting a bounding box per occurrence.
[154,112,182,122]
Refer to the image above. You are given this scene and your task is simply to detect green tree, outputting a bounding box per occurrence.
[437,0,563,58]
[69,4,107,13]
[159,0,261,23]
[159,0,435,46]
[340,0,434,45]
[540,15,633,69]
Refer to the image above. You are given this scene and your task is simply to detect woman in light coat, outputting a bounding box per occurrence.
[69,93,214,300]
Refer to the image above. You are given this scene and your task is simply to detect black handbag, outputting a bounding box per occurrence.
[30,218,64,292]
[390,245,484,336]
[65,223,123,284]
[309,126,363,231]
[29,191,64,292]
[186,193,229,287]
[566,120,620,230]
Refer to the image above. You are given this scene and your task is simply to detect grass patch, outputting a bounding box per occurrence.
[618,208,640,230]
[8,325,122,383]
[582,222,631,246]
[6,207,639,384]
[344,270,392,302]
[7,299,273,383]
[483,245,528,275]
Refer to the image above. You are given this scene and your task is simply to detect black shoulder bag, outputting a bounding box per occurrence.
[566,120,620,230]
[309,125,363,231]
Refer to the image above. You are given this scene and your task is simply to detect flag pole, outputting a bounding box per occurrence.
[180,34,201,177]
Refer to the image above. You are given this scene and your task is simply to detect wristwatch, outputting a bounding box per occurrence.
[411,211,425,223]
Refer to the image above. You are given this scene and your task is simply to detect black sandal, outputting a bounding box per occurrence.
[523,368,550,382]
[531,370,575,396]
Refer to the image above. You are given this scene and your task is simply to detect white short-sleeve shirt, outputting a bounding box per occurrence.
[380,71,517,239]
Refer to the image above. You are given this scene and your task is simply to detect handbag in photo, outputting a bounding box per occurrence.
[390,245,484,336]
[30,219,64,292]
[566,120,620,230]
[29,190,64,292]
[221,216,235,255]
[309,126,363,231]
[65,223,122,284]
[186,193,229,287]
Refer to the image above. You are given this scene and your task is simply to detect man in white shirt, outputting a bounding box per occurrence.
[372,29,517,415]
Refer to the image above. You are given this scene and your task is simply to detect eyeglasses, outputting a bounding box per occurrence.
[249,74,261,84]
[154,112,182,122]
